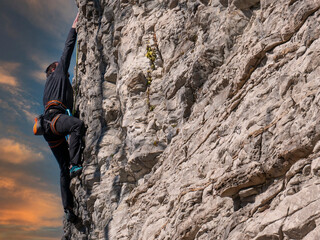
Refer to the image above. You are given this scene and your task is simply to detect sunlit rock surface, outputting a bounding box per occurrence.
[64,0,320,239]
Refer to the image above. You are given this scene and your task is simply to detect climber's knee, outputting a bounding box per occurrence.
[75,119,85,136]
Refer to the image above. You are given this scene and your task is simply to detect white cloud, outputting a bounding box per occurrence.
[31,70,46,83]
[0,94,40,126]
[30,54,49,71]
[8,92,41,124]
[0,61,41,124]
[29,54,49,83]
[22,108,38,124]
[6,0,77,40]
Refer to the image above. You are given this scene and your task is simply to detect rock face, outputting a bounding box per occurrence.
[65,0,320,239]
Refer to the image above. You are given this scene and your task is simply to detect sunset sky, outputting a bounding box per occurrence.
[0,1,78,239]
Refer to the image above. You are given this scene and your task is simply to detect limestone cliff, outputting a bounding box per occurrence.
[65,0,320,239]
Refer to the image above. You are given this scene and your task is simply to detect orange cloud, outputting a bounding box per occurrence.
[0,62,20,87]
[0,177,15,190]
[0,176,62,230]
[0,138,44,164]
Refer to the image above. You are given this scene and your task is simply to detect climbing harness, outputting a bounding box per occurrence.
[34,100,73,139]
[66,109,72,116]
[50,114,62,136]
[45,100,67,112]
[47,138,65,149]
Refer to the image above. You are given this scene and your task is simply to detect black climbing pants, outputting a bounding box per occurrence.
[43,114,85,210]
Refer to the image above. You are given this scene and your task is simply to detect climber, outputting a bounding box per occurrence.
[42,12,84,223]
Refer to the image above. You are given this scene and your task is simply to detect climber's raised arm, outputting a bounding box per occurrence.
[55,12,79,75]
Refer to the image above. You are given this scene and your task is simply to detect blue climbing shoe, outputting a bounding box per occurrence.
[70,165,82,178]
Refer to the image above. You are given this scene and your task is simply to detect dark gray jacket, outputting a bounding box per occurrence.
[43,28,77,112]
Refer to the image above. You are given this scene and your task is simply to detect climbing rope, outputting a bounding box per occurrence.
[72,38,79,116]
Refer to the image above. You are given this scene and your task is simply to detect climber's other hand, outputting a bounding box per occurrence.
[72,12,79,29]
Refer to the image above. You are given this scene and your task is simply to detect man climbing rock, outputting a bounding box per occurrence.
[42,12,84,223]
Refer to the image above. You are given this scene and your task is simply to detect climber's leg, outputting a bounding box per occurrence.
[44,134,74,210]
[54,114,85,163]
[54,114,85,177]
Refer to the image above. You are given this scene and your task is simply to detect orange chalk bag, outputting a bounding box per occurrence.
[33,115,45,135]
